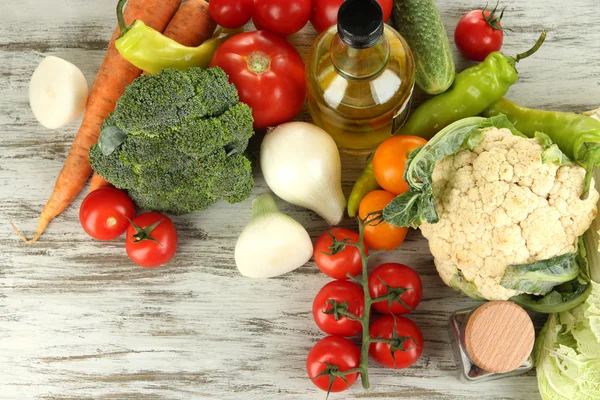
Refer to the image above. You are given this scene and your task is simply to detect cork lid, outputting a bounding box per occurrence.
[464,301,534,373]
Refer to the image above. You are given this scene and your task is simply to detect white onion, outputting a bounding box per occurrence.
[235,194,313,278]
[260,122,346,225]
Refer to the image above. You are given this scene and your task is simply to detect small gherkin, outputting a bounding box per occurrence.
[89,67,255,215]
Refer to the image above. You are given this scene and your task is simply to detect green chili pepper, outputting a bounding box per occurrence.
[483,97,600,197]
[347,31,546,217]
[114,0,241,75]
[347,159,380,218]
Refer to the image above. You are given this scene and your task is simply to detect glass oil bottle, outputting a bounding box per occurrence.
[306,0,415,153]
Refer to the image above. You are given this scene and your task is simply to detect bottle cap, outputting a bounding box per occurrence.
[337,0,384,49]
[464,301,535,374]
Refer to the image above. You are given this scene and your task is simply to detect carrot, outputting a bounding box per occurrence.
[12,0,181,243]
[89,174,113,191]
[87,0,217,191]
[162,0,216,47]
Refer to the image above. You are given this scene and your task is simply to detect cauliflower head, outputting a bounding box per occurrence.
[419,128,599,300]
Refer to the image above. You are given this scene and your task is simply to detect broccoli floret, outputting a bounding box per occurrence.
[89,67,255,215]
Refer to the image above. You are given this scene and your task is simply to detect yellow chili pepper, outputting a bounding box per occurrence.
[114,0,241,75]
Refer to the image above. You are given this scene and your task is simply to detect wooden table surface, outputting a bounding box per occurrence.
[2,1,599,399]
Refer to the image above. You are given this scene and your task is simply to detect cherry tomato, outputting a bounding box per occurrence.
[454,7,505,62]
[313,228,366,280]
[307,336,360,392]
[125,212,178,268]
[210,30,306,129]
[358,190,408,251]
[369,315,423,369]
[313,281,364,337]
[373,136,428,195]
[310,0,393,33]
[79,187,135,241]
[253,0,312,36]
[369,263,422,315]
[208,0,254,29]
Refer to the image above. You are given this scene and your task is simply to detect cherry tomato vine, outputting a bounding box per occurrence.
[308,216,423,393]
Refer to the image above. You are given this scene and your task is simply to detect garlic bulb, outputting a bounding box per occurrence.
[235,194,313,278]
[260,122,346,225]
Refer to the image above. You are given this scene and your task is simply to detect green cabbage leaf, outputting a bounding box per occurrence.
[536,282,600,400]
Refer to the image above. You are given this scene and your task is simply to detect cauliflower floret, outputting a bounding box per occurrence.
[420,128,599,300]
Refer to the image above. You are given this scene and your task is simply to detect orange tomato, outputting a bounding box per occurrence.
[373,135,428,195]
[358,190,408,251]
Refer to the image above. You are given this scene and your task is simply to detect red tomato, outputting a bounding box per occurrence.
[369,263,423,315]
[310,0,393,33]
[253,0,312,36]
[373,136,428,195]
[210,30,307,129]
[358,190,408,251]
[454,7,505,61]
[313,281,364,337]
[313,228,366,280]
[307,336,360,392]
[369,315,423,369]
[125,212,178,268]
[79,187,135,241]
[209,0,254,29]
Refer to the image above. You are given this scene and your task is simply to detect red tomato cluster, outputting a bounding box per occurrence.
[209,0,312,35]
[209,0,393,34]
[307,228,424,393]
[79,187,178,268]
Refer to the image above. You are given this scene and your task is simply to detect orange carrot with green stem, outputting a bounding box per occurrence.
[89,0,217,192]
[12,0,181,242]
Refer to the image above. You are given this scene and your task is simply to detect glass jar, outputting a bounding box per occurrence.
[306,0,415,153]
[448,301,535,383]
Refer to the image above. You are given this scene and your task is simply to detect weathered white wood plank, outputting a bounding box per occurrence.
[1,0,599,399]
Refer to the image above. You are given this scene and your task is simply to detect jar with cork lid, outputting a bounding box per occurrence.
[448,300,535,383]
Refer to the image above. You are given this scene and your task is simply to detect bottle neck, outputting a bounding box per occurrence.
[330,33,389,79]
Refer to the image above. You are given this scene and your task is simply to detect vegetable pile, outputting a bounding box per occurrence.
[15,0,600,397]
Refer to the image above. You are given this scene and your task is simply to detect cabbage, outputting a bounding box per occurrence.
[535,167,600,400]
[536,282,600,399]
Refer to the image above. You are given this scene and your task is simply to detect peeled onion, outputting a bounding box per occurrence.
[29,56,88,129]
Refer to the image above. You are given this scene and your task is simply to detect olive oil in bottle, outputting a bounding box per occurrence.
[306,0,415,153]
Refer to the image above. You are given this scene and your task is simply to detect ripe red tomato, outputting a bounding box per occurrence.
[369,263,422,315]
[313,281,364,337]
[454,7,505,61]
[253,0,312,36]
[210,30,307,129]
[358,190,408,251]
[79,187,135,241]
[313,228,366,280]
[125,212,178,268]
[208,0,254,29]
[369,315,423,369]
[310,0,393,33]
[307,336,360,392]
[373,136,428,195]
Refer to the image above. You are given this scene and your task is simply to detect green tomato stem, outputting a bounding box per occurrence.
[330,218,389,389]
[357,218,373,389]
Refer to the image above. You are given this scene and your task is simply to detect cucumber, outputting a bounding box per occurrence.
[392,0,455,95]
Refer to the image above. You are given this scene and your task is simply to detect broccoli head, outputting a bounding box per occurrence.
[89,67,255,215]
